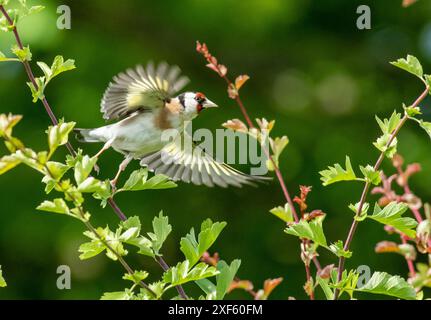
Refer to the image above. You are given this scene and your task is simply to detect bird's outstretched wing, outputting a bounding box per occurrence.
[101,62,189,120]
[139,135,270,188]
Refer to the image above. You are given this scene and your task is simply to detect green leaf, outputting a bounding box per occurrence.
[127,236,154,257]
[0,266,6,288]
[0,155,21,175]
[269,203,294,223]
[418,120,431,140]
[0,113,23,136]
[196,278,217,298]
[28,5,45,15]
[47,121,75,155]
[122,270,149,284]
[319,156,357,186]
[37,198,70,214]
[369,202,418,238]
[46,161,69,181]
[359,165,381,185]
[26,77,45,102]
[77,177,106,193]
[11,44,32,62]
[357,272,416,300]
[216,259,241,300]
[316,276,333,300]
[284,217,327,248]
[403,103,421,117]
[163,261,219,286]
[348,202,370,221]
[180,219,227,266]
[119,168,176,192]
[80,227,127,261]
[0,51,19,62]
[390,55,423,79]
[147,211,172,255]
[38,56,76,85]
[268,136,289,170]
[376,112,402,134]
[78,240,105,260]
[373,134,397,159]
[329,240,352,258]
[101,290,134,300]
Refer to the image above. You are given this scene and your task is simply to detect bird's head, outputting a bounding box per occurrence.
[177,92,218,119]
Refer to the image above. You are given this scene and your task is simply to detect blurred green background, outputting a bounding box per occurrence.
[0,0,431,300]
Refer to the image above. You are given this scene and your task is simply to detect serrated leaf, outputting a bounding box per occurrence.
[317,276,333,300]
[26,77,45,102]
[147,211,172,255]
[376,112,402,134]
[0,113,22,136]
[74,155,97,184]
[11,44,32,62]
[373,134,398,159]
[119,168,176,192]
[180,219,227,266]
[37,198,69,214]
[46,161,69,181]
[0,155,20,175]
[360,165,381,185]
[269,203,294,223]
[357,271,416,300]
[348,202,370,221]
[0,266,6,287]
[101,290,134,300]
[329,240,352,258]
[216,259,241,300]
[284,217,327,247]
[369,202,418,238]
[163,261,219,286]
[319,156,357,186]
[78,241,105,260]
[122,270,149,284]
[0,51,19,62]
[47,121,75,155]
[390,55,423,78]
[418,120,431,140]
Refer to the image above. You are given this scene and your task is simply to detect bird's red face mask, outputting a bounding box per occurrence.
[195,92,206,113]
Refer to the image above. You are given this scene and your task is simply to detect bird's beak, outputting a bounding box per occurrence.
[204,99,218,108]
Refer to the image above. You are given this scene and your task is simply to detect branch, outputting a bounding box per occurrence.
[333,85,429,299]
[196,41,321,298]
[0,4,188,300]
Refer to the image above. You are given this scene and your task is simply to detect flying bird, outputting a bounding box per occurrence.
[75,62,267,188]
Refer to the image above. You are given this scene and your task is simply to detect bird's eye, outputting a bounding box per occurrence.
[195,96,205,104]
[195,93,206,104]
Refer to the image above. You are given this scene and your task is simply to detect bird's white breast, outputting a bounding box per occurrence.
[110,111,182,158]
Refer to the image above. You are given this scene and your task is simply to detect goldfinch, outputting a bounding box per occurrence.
[76,62,267,188]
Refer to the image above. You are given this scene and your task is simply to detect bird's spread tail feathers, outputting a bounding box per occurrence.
[74,128,100,143]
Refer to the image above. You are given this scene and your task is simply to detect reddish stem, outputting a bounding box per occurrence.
[333,85,429,299]
[401,236,416,277]
[0,5,188,300]
[218,69,320,297]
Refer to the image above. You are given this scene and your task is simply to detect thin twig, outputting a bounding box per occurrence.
[0,4,188,300]
[400,235,416,277]
[218,62,319,297]
[333,85,429,299]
